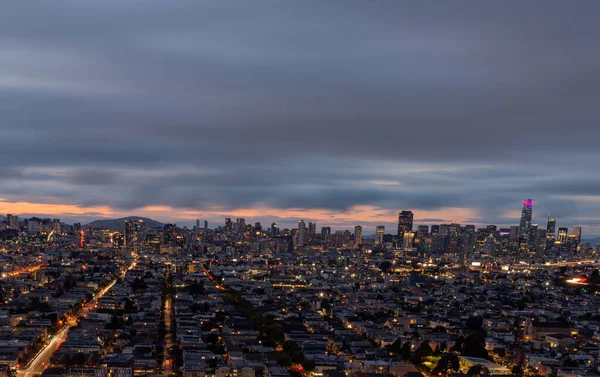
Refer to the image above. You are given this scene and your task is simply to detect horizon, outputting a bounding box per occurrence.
[2,198,597,238]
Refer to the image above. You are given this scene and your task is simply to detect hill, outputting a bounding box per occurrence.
[583,237,600,246]
[85,216,164,230]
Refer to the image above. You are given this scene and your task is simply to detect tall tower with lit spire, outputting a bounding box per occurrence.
[518,198,533,240]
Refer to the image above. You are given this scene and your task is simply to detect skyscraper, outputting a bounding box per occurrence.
[375,225,385,245]
[397,211,414,241]
[124,220,134,248]
[571,227,582,242]
[6,214,18,229]
[354,225,362,247]
[509,225,520,240]
[297,220,306,247]
[308,222,316,236]
[236,218,246,233]
[403,231,415,250]
[558,227,568,243]
[321,227,331,243]
[271,222,279,237]
[518,198,533,239]
[546,216,556,242]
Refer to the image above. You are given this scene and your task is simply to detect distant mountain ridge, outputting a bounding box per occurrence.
[85,216,164,230]
[583,237,600,246]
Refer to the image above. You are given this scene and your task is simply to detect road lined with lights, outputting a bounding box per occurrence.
[1,264,46,279]
[17,261,137,377]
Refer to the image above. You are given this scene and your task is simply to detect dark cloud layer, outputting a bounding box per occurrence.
[1,1,600,234]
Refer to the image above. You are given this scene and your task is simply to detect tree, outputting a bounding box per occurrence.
[276,352,293,367]
[186,280,205,295]
[130,277,147,291]
[71,352,87,366]
[124,298,136,312]
[265,324,285,343]
[64,275,77,290]
[467,365,490,376]
[511,364,524,377]
[282,340,305,364]
[462,334,490,359]
[590,269,600,285]
[399,342,412,362]
[411,341,434,365]
[302,360,316,372]
[434,353,460,375]
[105,314,123,330]
[466,316,483,330]
[379,261,393,273]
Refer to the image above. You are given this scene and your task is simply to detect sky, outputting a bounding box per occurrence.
[1,1,600,236]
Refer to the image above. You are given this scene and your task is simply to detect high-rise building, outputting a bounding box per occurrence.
[6,214,16,229]
[342,230,351,247]
[27,220,39,234]
[397,211,414,241]
[321,227,331,243]
[124,220,134,248]
[546,216,556,242]
[446,223,461,254]
[297,220,306,247]
[112,233,124,249]
[271,222,279,237]
[375,225,385,245]
[558,227,569,243]
[196,219,200,229]
[463,225,476,249]
[571,227,582,242]
[163,223,177,244]
[430,225,440,236]
[416,225,429,238]
[354,225,362,247]
[236,218,246,233]
[204,220,208,230]
[308,222,316,236]
[133,220,144,250]
[225,218,233,231]
[528,224,539,248]
[509,225,520,240]
[518,198,533,239]
[403,231,415,250]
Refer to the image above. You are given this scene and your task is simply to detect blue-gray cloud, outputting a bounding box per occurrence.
[1,1,600,234]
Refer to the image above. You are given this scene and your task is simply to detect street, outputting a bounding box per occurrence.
[17,261,136,377]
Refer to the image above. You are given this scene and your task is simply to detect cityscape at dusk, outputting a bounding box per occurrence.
[1,3,600,377]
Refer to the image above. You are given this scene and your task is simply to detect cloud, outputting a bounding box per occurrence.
[0,1,599,234]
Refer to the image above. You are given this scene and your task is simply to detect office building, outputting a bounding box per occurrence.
[558,227,569,243]
[297,220,306,247]
[546,216,556,241]
[354,225,362,247]
[518,198,533,239]
[397,211,414,242]
[375,225,385,245]
[321,227,331,243]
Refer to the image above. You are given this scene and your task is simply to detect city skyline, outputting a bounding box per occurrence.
[0,198,593,240]
[2,2,600,235]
